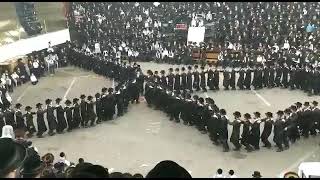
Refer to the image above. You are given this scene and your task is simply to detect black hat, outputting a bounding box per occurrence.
[181,67,185,71]
[73,98,79,103]
[233,111,241,117]
[169,68,173,72]
[277,110,284,115]
[45,99,52,105]
[20,148,45,177]
[198,98,204,103]
[70,163,109,178]
[304,102,309,106]
[295,102,302,107]
[265,112,273,117]
[244,113,251,119]
[192,95,199,100]
[253,112,261,117]
[252,171,262,178]
[80,94,86,99]
[154,71,158,74]
[284,108,291,114]
[95,93,101,98]
[187,66,192,70]
[65,100,72,105]
[290,105,297,111]
[25,106,32,111]
[36,103,42,108]
[0,138,27,177]
[15,103,22,108]
[101,88,107,93]
[312,101,318,106]
[55,98,62,103]
[220,109,226,115]
[87,96,93,101]
[146,160,192,178]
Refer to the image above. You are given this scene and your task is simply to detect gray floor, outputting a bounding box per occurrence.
[10,63,320,178]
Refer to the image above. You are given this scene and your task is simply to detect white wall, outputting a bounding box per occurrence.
[0,29,70,62]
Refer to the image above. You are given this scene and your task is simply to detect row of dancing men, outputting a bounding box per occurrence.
[0,49,143,138]
[147,63,320,95]
[144,70,320,152]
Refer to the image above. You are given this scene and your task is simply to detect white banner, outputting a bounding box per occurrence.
[187,26,205,46]
[0,29,70,62]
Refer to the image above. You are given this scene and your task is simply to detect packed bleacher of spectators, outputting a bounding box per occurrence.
[69,2,319,67]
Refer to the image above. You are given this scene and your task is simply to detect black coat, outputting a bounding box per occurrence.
[261,119,273,139]
[73,103,81,127]
[64,106,73,127]
[273,119,285,144]
[219,115,229,140]
[241,120,251,144]
[25,112,36,133]
[15,110,26,130]
[46,105,57,131]
[237,69,245,87]
[230,119,241,143]
[37,109,47,133]
[56,105,67,132]
[4,109,15,128]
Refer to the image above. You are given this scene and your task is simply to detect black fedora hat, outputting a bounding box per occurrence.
[0,138,27,177]
[55,98,62,103]
[65,100,72,105]
[304,102,309,106]
[25,106,32,111]
[253,112,261,117]
[277,110,284,115]
[73,98,79,103]
[95,93,101,98]
[15,103,22,109]
[87,96,93,101]
[244,113,251,119]
[252,171,262,178]
[36,103,42,108]
[295,102,302,107]
[80,94,86,99]
[233,111,241,117]
[265,112,273,117]
[219,109,226,115]
[312,101,318,106]
[45,99,52,105]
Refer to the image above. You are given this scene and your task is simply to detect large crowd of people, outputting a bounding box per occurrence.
[69,2,319,67]
[1,1,320,178]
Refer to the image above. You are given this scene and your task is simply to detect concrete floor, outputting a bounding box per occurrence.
[10,63,320,178]
[0,2,66,45]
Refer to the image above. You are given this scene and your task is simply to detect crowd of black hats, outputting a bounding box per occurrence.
[68,2,319,68]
